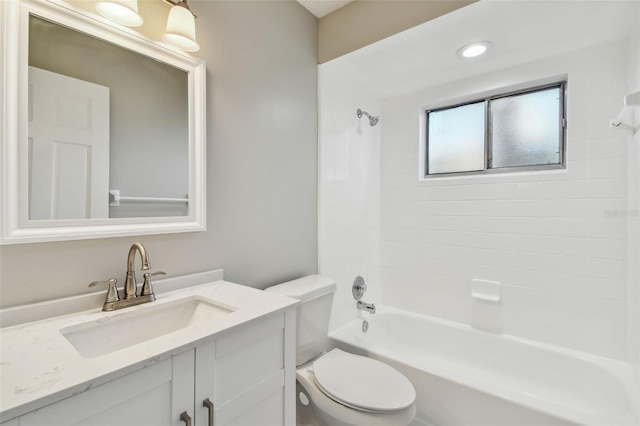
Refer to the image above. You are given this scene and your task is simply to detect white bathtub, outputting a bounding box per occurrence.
[328,306,639,426]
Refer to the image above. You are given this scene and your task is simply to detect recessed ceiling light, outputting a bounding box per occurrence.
[457,41,492,59]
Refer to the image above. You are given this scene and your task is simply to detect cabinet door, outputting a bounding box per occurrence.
[194,339,215,426]
[213,313,292,426]
[19,351,195,426]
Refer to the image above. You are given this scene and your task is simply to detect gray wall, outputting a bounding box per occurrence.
[0,0,319,307]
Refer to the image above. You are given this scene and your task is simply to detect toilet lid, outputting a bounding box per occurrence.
[312,349,415,413]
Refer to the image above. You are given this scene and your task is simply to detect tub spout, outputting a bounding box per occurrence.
[357,300,376,314]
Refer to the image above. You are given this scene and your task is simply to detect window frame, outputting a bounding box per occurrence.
[424,81,566,178]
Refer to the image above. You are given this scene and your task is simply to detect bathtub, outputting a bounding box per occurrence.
[328,306,639,426]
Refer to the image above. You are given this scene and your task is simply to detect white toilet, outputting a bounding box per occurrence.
[266,275,416,426]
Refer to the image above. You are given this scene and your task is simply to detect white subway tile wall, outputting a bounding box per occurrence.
[379,40,632,360]
[320,35,639,368]
[627,8,640,384]
[318,65,381,331]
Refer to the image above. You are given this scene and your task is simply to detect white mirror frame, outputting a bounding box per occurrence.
[0,0,206,244]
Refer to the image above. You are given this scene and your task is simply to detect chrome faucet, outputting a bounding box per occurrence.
[89,242,165,311]
[357,300,376,314]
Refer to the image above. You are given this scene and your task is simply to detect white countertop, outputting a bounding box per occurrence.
[0,277,298,422]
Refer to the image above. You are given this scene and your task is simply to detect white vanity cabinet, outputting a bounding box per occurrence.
[17,350,196,426]
[5,311,295,426]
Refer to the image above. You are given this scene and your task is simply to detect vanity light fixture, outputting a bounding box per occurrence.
[457,41,492,59]
[96,0,143,27]
[96,0,200,53]
[162,0,200,52]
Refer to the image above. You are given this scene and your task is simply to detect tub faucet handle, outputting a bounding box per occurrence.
[352,276,367,300]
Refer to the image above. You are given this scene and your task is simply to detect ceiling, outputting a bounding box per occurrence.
[296,0,353,18]
[324,0,639,99]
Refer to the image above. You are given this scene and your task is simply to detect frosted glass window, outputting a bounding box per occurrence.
[424,82,565,177]
[427,102,485,174]
[490,87,561,168]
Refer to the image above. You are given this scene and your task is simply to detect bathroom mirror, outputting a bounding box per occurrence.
[0,0,206,244]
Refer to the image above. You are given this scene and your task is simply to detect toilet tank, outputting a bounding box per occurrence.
[265,275,336,366]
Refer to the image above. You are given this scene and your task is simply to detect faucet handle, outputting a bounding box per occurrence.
[141,271,166,298]
[352,276,367,300]
[89,278,120,303]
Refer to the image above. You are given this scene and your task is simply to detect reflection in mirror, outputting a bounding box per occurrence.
[28,15,189,220]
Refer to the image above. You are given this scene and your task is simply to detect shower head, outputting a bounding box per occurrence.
[357,108,380,127]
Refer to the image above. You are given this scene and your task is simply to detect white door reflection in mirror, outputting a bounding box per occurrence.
[28,66,109,220]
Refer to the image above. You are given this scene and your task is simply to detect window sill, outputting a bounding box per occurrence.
[419,166,567,183]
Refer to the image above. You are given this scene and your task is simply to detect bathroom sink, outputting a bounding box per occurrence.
[61,297,235,358]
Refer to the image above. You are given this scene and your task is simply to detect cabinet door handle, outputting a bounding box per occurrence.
[180,411,192,426]
[203,398,214,426]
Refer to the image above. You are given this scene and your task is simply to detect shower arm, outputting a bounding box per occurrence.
[357,108,380,126]
[357,109,372,119]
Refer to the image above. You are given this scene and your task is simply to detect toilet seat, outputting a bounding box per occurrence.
[312,349,415,413]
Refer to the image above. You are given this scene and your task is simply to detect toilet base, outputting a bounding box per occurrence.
[296,380,323,426]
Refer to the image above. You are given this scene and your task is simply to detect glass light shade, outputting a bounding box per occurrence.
[96,0,143,27]
[163,5,200,52]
